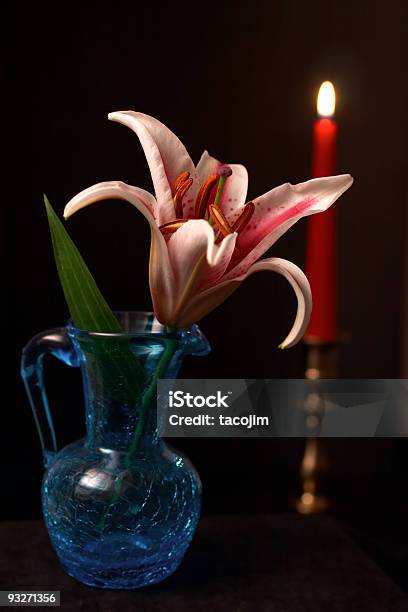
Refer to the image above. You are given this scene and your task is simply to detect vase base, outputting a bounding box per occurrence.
[54,532,187,589]
[61,557,184,589]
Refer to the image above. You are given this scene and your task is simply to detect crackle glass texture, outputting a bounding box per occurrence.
[21,312,210,589]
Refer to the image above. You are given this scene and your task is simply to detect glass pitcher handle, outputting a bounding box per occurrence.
[21,327,80,468]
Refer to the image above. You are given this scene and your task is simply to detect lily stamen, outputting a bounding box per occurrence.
[173,171,190,193]
[159,219,188,235]
[174,177,193,218]
[208,204,232,239]
[231,202,255,234]
[194,175,218,219]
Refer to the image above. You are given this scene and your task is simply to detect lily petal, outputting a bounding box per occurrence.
[226,174,353,279]
[108,111,199,224]
[167,219,237,323]
[64,180,176,323]
[64,180,158,220]
[200,230,238,289]
[177,257,312,348]
[196,150,248,217]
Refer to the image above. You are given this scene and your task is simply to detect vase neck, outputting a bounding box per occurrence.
[68,320,211,453]
[75,336,183,451]
[84,393,159,451]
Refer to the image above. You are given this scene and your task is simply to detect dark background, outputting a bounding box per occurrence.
[8,0,408,589]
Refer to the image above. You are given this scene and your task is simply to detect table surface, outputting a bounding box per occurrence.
[1,514,407,612]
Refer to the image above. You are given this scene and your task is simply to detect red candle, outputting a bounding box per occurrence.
[305,81,338,343]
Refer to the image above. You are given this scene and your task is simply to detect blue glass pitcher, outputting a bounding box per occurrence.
[21,311,210,589]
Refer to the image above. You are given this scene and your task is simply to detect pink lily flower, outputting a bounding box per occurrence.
[64,112,353,348]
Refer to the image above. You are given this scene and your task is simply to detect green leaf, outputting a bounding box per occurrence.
[44,195,147,401]
[44,194,122,333]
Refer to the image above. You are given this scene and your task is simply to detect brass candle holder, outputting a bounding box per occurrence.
[295,340,338,514]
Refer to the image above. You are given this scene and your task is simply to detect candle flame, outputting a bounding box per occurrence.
[317,81,336,117]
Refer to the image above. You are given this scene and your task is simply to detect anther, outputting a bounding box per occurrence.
[208,204,232,238]
[174,177,193,218]
[159,219,188,235]
[195,175,218,219]
[231,202,255,233]
[173,171,190,193]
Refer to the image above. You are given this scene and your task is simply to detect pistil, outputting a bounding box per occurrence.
[213,165,233,206]
[209,165,233,227]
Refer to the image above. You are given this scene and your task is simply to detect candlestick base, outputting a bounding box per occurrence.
[295,492,330,515]
[294,341,339,515]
